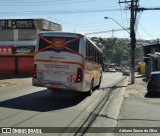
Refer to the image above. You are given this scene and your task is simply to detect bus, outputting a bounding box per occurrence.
[32,32,103,96]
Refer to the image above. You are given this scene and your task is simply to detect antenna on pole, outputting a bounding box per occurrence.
[112,29,114,38]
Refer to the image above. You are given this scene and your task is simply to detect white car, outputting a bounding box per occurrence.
[122,69,130,76]
[108,68,116,72]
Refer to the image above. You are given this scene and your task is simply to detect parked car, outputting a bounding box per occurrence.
[122,68,130,76]
[147,71,160,95]
[108,68,116,72]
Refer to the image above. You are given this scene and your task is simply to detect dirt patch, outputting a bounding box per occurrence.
[0,82,17,87]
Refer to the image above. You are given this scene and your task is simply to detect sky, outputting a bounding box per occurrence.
[0,0,160,40]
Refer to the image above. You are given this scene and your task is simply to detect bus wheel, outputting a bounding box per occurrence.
[87,79,94,96]
[47,88,55,93]
[97,76,102,89]
[87,89,92,96]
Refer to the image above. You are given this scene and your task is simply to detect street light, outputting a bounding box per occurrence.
[104,16,135,83]
[104,16,130,34]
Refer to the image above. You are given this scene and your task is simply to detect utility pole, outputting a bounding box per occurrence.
[119,0,160,83]
[119,0,138,84]
[130,0,136,84]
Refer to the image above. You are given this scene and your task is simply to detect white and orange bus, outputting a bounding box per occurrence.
[32,32,103,96]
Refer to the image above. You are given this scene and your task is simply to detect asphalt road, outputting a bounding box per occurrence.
[0,72,128,135]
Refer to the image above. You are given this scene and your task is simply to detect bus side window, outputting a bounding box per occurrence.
[88,43,91,61]
[100,54,103,64]
[86,42,89,61]
[94,49,97,63]
[97,52,100,64]
[91,46,94,62]
[96,49,98,63]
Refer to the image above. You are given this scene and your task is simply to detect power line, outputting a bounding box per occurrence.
[1,0,98,6]
[138,22,155,39]
[0,8,123,16]
[0,0,72,3]
[136,7,160,11]
[135,6,160,39]
[85,28,130,35]
[64,22,129,28]
[119,2,129,38]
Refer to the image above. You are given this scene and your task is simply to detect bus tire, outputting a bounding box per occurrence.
[97,75,102,89]
[87,79,94,96]
[47,88,55,93]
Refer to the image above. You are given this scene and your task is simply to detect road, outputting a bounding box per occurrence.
[0,72,128,135]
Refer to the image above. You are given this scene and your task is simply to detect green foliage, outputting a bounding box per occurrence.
[99,38,130,65]
[92,37,144,66]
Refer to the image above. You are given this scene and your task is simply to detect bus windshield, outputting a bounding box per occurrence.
[38,36,80,53]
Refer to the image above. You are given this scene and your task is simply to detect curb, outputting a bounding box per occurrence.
[104,77,129,121]
[91,77,129,135]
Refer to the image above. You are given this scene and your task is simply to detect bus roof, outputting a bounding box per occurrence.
[39,31,85,36]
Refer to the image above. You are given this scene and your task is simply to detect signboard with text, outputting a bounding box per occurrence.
[0,20,6,29]
[12,19,35,29]
[0,19,62,31]
[12,46,35,54]
[0,19,35,29]
[0,46,12,54]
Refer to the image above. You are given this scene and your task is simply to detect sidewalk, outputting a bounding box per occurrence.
[0,76,31,87]
[115,73,160,135]
[124,73,148,99]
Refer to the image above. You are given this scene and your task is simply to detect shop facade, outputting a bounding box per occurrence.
[143,44,160,77]
[0,19,62,76]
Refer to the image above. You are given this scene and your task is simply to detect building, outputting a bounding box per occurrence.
[143,43,160,77]
[0,19,62,76]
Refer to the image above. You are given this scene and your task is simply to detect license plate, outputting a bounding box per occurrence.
[51,84,60,88]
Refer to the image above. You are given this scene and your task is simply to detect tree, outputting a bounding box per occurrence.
[93,37,144,67]
[101,38,130,66]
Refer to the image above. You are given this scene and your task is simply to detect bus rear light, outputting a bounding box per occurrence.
[32,64,37,78]
[76,68,82,83]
